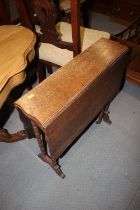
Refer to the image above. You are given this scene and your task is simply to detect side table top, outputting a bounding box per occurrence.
[15,38,128,129]
[0,25,36,91]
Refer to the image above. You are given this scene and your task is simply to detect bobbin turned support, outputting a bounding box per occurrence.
[32,121,65,179]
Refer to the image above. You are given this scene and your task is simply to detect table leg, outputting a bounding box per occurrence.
[0,128,27,143]
[96,103,112,125]
[31,121,65,179]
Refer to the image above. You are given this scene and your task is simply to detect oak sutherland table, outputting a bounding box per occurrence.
[0,25,36,142]
[15,38,129,178]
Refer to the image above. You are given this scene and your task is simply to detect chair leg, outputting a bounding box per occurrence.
[81,1,90,27]
[37,62,46,83]
[25,58,38,90]
[47,64,53,74]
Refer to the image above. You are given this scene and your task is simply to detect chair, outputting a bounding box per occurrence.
[112,16,140,86]
[16,0,110,82]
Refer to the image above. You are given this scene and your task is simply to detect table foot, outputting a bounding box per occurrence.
[38,153,65,179]
[96,103,112,125]
[96,110,112,125]
[0,128,27,143]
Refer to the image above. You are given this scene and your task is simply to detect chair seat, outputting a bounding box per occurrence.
[39,22,110,66]
[59,0,85,12]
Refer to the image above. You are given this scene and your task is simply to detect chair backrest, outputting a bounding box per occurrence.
[16,0,81,57]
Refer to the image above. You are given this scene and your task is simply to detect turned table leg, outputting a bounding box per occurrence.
[31,121,65,179]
